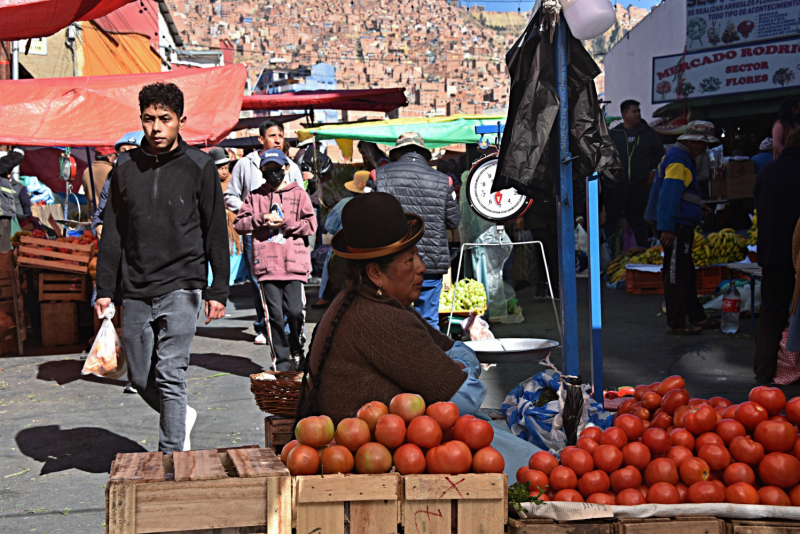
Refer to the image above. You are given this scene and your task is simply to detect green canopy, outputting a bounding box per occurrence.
[298,114,506,150]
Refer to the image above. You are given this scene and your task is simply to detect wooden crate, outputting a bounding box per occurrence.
[293,473,402,534]
[508,516,616,533]
[40,301,78,347]
[402,473,507,534]
[726,519,800,533]
[17,236,93,274]
[106,446,291,534]
[619,516,724,534]
[265,415,296,452]
[39,272,89,302]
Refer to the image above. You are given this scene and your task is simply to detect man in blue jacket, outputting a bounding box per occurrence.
[647,121,717,335]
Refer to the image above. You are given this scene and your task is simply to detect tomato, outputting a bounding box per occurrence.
[529,451,559,476]
[713,419,746,447]
[471,446,505,474]
[794,438,800,461]
[535,493,550,501]
[425,402,459,432]
[295,416,336,448]
[335,418,371,452]
[390,443,425,474]
[601,427,629,448]
[735,401,769,433]
[563,448,594,477]
[622,442,651,471]
[406,416,443,449]
[754,420,796,453]
[452,415,476,439]
[320,445,355,474]
[280,441,302,468]
[593,445,623,474]
[454,417,494,451]
[642,428,672,456]
[670,428,695,450]
[634,407,651,421]
[616,488,646,505]
[355,442,393,474]
[647,482,680,504]
[770,414,792,423]
[789,484,800,506]
[357,401,388,435]
[389,393,426,423]
[723,462,755,486]
[708,396,732,408]
[680,457,711,485]
[695,432,725,453]
[785,397,800,425]
[630,401,643,412]
[684,404,717,435]
[714,406,727,416]
[587,493,616,505]
[697,444,731,471]
[759,452,800,488]
[673,405,690,428]
[752,387,787,416]
[647,382,661,392]
[642,391,662,411]
[425,440,472,475]
[286,444,321,475]
[610,465,642,493]
[634,385,649,401]
[722,404,739,419]
[550,466,579,491]
[374,414,407,450]
[688,481,725,503]
[581,427,603,441]
[615,414,644,441]
[521,469,550,493]
[553,489,584,502]
[670,482,687,503]
[577,470,610,498]
[618,399,637,416]
[660,389,690,415]
[726,482,760,504]
[645,458,679,486]
[759,486,791,506]
[730,436,765,466]
[657,376,685,396]
[641,420,651,431]
[577,436,600,455]
[666,446,694,468]
[650,412,673,430]
[516,466,531,484]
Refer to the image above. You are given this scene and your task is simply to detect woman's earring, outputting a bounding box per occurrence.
[376,286,383,297]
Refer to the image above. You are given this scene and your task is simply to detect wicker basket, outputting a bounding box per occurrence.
[250,371,303,417]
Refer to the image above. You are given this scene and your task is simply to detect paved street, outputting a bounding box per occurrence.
[1,280,796,533]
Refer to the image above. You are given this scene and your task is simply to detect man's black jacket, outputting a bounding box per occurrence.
[754,146,800,268]
[609,121,665,182]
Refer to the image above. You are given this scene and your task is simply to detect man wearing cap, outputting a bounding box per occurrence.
[752,137,774,174]
[233,149,317,371]
[647,120,718,335]
[225,119,304,346]
[0,146,24,251]
[374,132,461,328]
[92,132,144,239]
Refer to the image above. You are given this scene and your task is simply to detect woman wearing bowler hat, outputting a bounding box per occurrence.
[296,193,486,424]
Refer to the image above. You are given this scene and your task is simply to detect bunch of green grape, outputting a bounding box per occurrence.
[439,278,487,312]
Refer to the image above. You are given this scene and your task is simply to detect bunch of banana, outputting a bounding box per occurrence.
[606,246,646,283]
[629,246,663,265]
[747,210,758,246]
[705,228,747,263]
[692,229,712,267]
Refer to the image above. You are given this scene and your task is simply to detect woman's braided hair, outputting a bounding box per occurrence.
[295,252,399,420]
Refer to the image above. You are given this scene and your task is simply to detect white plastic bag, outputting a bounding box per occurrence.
[463,311,495,340]
[82,303,127,379]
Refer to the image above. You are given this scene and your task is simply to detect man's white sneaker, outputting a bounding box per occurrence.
[184,406,197,451]
[254,333,267,345]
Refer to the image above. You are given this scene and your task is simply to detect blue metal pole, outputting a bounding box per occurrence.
[555,16,580,377]
[587,175,603,402]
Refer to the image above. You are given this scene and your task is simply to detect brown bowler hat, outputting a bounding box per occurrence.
[331,192,425,260]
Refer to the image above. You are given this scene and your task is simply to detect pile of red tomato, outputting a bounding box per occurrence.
[516,377,800,506]
[280,393,505,476]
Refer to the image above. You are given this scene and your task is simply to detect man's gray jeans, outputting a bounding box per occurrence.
[122,289,202,453]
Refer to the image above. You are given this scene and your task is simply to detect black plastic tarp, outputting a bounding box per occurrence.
[493,13,621,200]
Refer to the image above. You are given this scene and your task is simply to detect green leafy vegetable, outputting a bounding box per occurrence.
[508,481,548,512]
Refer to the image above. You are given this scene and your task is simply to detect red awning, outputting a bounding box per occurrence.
[241,88,407,113]
[0,64,246,147]
[0,0,135,41]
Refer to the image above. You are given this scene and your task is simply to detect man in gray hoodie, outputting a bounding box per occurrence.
[225,119,303,345]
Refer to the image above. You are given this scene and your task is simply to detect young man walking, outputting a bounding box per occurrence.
[95,83,229,453]
[647,121,717,335]
[225,119,303,346]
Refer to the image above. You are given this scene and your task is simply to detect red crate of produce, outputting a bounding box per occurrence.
[626,269,663,295]
[695,266,745,296]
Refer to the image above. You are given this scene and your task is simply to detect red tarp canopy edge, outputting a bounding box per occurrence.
[241,88,407,113]
[0,0,135,41]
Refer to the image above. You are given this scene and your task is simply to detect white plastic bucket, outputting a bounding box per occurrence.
[560,0,616,40]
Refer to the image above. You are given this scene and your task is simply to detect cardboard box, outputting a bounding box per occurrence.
[724,161,755,179]
[710,179,727,199]
[726,173,757,200]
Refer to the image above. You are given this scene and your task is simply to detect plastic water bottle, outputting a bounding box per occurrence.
[721,284,742,334]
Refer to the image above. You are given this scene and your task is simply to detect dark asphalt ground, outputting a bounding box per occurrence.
[1,280,797,533]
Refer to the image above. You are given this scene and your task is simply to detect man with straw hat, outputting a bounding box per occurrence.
[647,120,718,335]
[374,133,461,328]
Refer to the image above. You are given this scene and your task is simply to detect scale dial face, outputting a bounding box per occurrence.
[466,155,531,223]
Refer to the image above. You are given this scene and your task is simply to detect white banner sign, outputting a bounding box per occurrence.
[686,0,800,51]
[652,37,800,104]
[15,38,47,56]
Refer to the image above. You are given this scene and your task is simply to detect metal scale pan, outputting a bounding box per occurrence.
[464,338,560,364]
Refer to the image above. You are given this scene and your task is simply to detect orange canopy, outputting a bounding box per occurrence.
[82,22,162,76]
[0,64,246,147]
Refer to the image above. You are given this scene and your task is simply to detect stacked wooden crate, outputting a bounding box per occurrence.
[0,251,25,354]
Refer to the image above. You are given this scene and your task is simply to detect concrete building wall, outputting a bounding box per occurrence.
[604,0,686,121]
[19,27,84,79]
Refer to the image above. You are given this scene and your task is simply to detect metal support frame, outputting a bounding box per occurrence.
[554,17,580,377]
[587,175,603,402]
[85,147,98,213]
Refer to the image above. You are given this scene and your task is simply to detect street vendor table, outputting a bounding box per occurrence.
[726,262,762,334]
